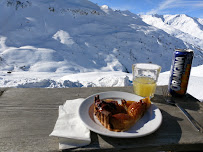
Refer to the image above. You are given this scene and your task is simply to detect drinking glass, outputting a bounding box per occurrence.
[132,63,161,98]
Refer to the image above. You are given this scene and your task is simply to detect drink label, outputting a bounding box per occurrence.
[168,49,194,96]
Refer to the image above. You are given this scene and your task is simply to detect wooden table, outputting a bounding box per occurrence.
[0,86,202,152]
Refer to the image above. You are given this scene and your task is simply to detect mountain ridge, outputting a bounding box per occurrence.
[0,0,202,73]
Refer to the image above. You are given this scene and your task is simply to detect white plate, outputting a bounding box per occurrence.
[79,91,162,138]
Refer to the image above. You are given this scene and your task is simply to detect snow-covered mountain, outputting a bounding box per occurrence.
[0,0,202,74]
[140,14,203,52]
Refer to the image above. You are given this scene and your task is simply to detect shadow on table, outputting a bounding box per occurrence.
[96,110,182,151]
[152,92,201,111]
[62,108,182,152]
[175,93,201,111]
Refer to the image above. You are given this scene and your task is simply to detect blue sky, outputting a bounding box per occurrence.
[89,0,203,18]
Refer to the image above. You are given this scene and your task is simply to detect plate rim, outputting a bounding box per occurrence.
[78,91,162,138]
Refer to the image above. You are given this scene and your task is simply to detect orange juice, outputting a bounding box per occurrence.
[133,77,156,98]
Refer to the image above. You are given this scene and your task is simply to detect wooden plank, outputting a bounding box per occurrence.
[0,87,202,151]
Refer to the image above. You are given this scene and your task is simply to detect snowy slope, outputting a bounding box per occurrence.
[0,0,202,75]
[140,14,203,51]
[0,65,203,101]
[0,64,202,88]
[0,0,203,101]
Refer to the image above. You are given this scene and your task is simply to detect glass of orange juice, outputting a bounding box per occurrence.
[132,63,161,98]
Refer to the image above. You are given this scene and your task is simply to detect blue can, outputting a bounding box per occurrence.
[168,49,194,96]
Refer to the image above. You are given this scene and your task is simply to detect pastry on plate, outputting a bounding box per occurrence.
[94,95,151,132]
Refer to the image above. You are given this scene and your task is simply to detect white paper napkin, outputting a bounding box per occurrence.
[50,98,91,149]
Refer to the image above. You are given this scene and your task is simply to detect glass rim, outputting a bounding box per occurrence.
[132,63,161,70]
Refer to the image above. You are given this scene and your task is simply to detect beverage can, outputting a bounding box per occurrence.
[168,49,194,96]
